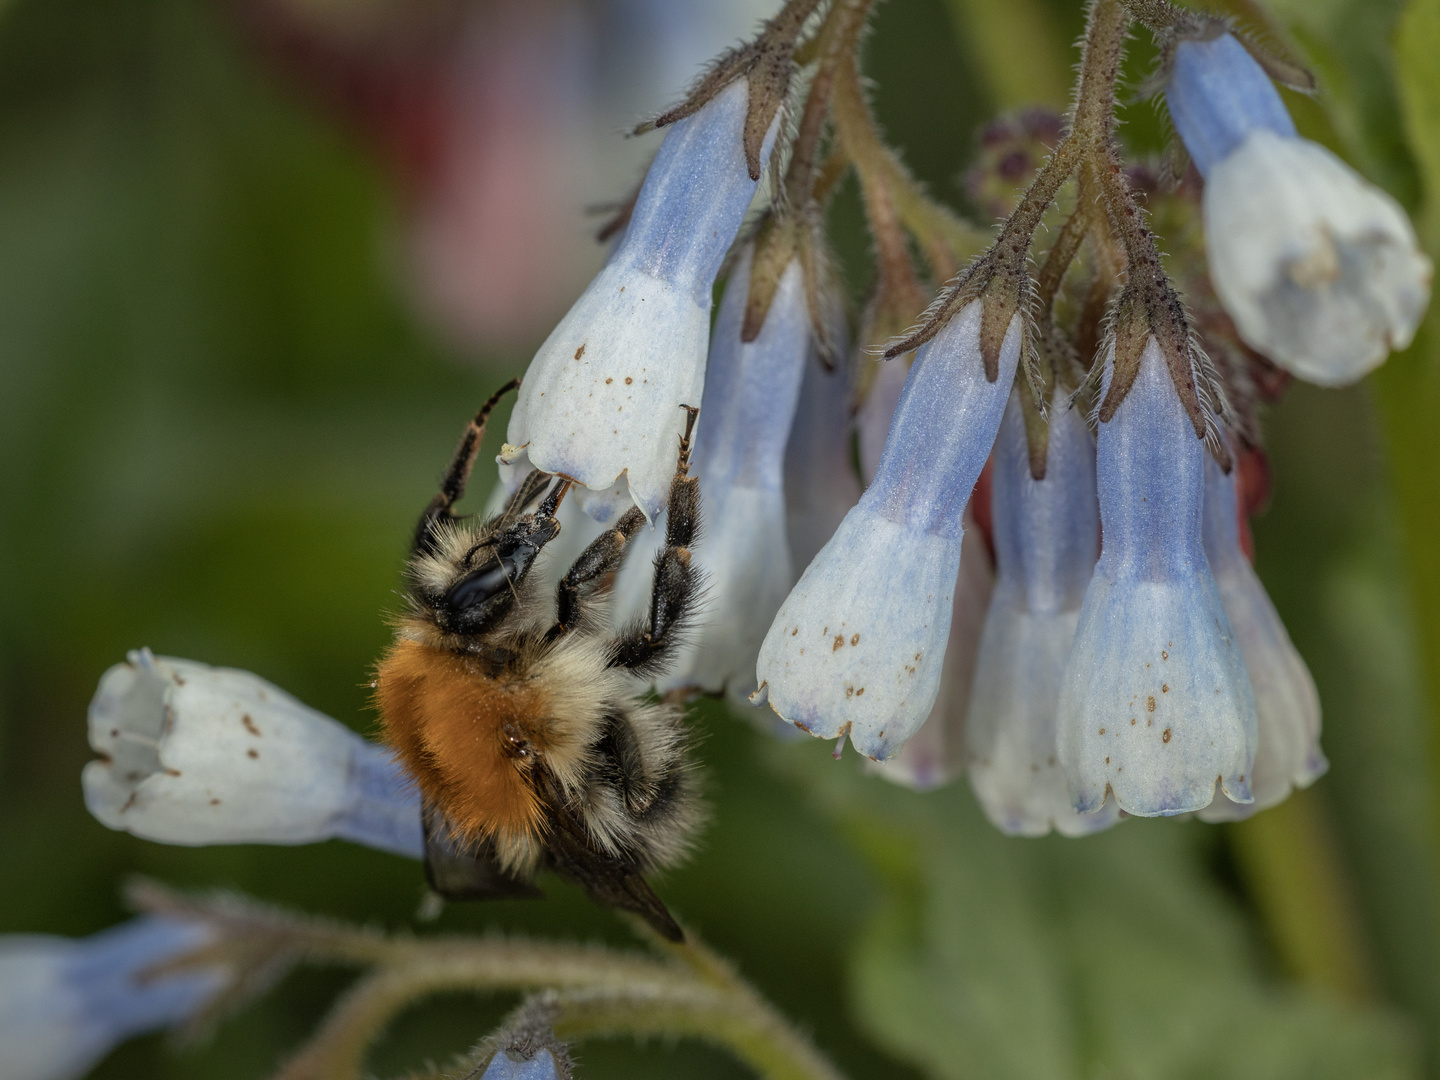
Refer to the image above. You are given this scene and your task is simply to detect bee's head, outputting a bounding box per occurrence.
[409,471,569,639]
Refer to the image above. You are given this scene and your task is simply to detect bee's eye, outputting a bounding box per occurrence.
[445,559,514,613]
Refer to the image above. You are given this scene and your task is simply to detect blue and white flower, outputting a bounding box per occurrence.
[754,301,1020,760]
[1057,338,1257,816]
[966,390,1120,835]
[0,916,228,1080]
[613,243,812,700]
[501,78,779,522]
[83,650,423,857]
[1198,452,1327,821]
[1165,30,1431,385]
[856,354,992,789]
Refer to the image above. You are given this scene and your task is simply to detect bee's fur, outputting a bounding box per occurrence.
[374,381,704,940]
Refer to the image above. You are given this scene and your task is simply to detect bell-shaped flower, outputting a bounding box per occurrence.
[856,356,992,788]
[965,390,1121,835]
[1057,339,1257,816]
[83,650,423,857]
[502,77,780,522]
[1198,453,1326,821]
[754,301,1021,760]
[783,323,861,572]
[1165,31,1431,385]
[618,243,812,700]
[0,915,229,1080]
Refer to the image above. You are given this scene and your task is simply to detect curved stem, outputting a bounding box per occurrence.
[270,934,843,1080]
[783,0,876,208]
[271,944,691,1080]
[550,985,846,1080]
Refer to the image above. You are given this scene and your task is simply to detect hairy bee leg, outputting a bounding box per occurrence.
[609,406,702,673]
[549,505,649,636]
[414,378,521,556]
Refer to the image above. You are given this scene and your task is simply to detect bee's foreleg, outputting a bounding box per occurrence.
[607,406,702,674]
[549,505,648,638]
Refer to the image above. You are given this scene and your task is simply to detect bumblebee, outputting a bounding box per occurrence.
[374,380,703,941]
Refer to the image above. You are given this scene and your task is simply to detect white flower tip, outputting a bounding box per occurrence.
[497,442,528,465]
[1205,131,1432,385]
[755,506,962,761]
[1059,577,1257,818]
[748,680,769,706]
[83,654,367,847]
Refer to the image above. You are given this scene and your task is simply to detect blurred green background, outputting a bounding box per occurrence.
[2,0,1439,1077]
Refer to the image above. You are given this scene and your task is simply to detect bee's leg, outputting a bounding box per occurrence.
[547,505,648,638]
[422,800,542,902]
[608,406,701,674]
[413,378,521,557]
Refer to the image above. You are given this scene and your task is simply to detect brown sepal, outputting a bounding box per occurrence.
[799,223,845,370]
[592,181,642,244]
[1019,349,1053,481]
[637,0,820,180]
[1235,31,1315,93]
[979,284,1020,383]
[743,216,801,342]
[1099,292,1150,424]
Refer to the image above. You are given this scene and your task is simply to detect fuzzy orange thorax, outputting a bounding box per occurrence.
[375,638,552,845]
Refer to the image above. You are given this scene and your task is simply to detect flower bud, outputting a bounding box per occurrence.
[0,916,227,1080]
[648,244,810,700]
[966,390,1120,835]
[83,650,423,857]
[503,78,779,522]
[754,301,1020,759]
[1198,453,1326,821]
[1165,33,1431,385]
[480,1048,567,1080]
[1057,338,1257,816]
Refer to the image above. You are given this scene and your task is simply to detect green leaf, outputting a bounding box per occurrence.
[777,747,1420,1080]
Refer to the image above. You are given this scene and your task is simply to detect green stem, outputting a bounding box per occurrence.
[1227,788,1377,1001]
[549,985,846,1080]
[270,934,843,1080]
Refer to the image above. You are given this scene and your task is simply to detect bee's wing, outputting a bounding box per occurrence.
[541,795,685,943]
[422,800,543,902]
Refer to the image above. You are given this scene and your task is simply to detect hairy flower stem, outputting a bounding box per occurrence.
[783,0,874,210]
[545,986,846,1080]
[268,933,842,1080]
[885,0,1204,431]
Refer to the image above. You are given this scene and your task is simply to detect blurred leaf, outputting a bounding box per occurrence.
[775,748,1419,1080]
[942,0,1074,111]
[1384,0,1440,788]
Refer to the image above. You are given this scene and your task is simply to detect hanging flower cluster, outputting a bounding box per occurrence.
[493,0,1428,827]
[13,3,1431,1075]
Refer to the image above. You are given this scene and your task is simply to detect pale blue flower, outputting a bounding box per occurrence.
[0,916,227,1080]
[1057,339,1256,816]
[502,78,779,522]
[1198,452,1327,821]
[966,390,1120,835]
[754,301,1020,760]
[84,650,422,857]
[1166,32,1430,384]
